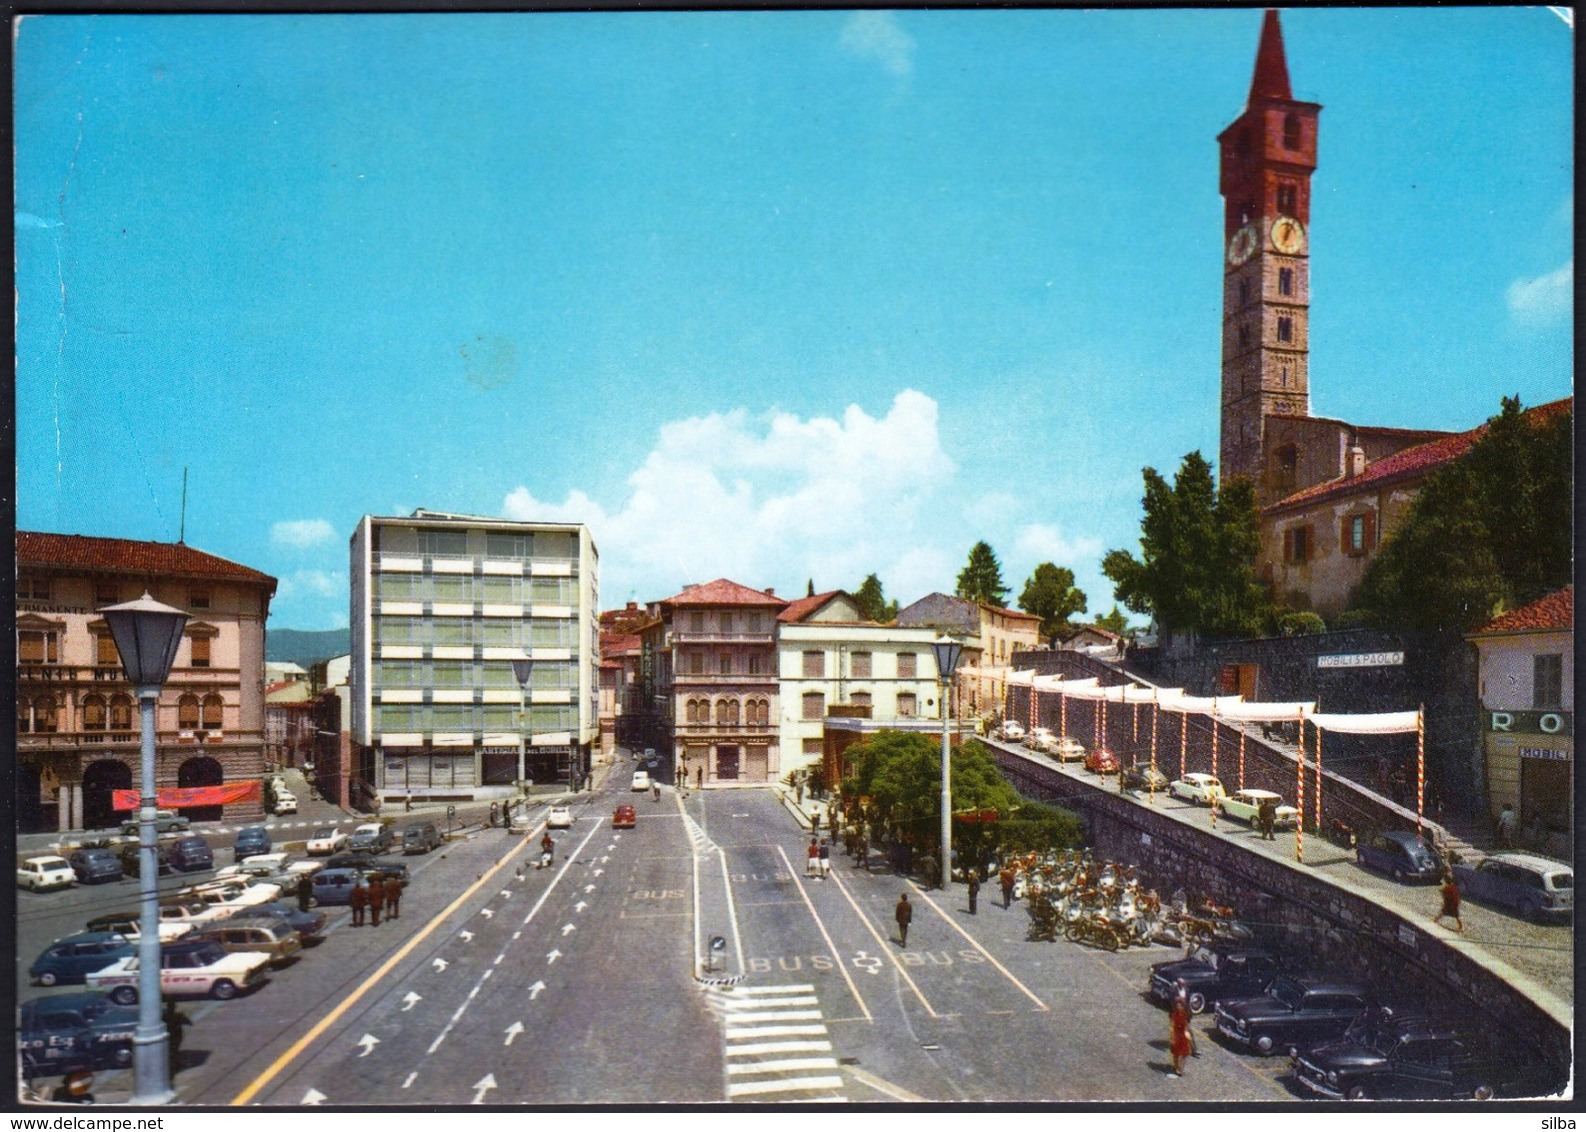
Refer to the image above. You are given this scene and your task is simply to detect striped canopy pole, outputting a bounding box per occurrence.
[1294,708,1306,864]
[1416,705,1426,840]
[1149,692,1159,805]
[1238,728,1246,791]
[1314,726,1323,830]
[1132,702,1139,744]
[1099,697,1107,754]
[1178,710,1187,781]
[1209,715,1219,829]
[1060,691,1067,741]
[1029,681,1036,734]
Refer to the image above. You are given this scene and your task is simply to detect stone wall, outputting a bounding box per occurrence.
[995,750,1569,1091]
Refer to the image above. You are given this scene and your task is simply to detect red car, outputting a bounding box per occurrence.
[612,804,637,829]
[1085,748,1120,775]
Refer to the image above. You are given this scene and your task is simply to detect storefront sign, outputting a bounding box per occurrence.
[1487,711,1572,736]
[1519,747,1571,762]
[1317,651,1404,669]
[480,746,519,755]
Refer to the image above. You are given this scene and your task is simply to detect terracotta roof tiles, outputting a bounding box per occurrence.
[777,591,844,623]
[1472,587,1573,636]
[18,531,277,588]
[658,578,789,608]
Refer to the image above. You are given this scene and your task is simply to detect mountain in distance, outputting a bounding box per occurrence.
[267,628,351,667]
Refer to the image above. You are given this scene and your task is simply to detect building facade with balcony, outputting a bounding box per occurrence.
[642,579,786,787]
[777,590,946,779]
[349,510,599,808]
[896,594,1040,720]
[16,531,277,833]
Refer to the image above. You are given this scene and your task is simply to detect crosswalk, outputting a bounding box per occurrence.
[707,984,846,1102]
[680,811,721,857]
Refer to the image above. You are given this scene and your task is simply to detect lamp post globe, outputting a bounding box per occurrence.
[99,593,189,1105]
[931,636,964,890]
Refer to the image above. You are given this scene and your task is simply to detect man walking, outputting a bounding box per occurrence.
[854,831,868,869]
[367,872,385,927]
[384,872,402,920]
[895,893,913,947]
[818,838,831,878]
[806,837,820,879]
[967,869,980,915]
[349,877,367,926]
[163,1000,191,1072]
[1000,865,1017,909]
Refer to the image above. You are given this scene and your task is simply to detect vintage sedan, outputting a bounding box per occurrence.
[1292,1009,1536,1100]
[1214,975,1372,1056]
[1169,773,1226,806]
[1025,727,1059,753]
[347,823,394,854]
[84,939,271,1004]
[120,809,190,837]
[1149,944,1284,1014]
[1355,831,1443,883]
[192,919,303,967]
[234,902,328,944]
[273,791,299,815]
[85,910,200,941]
[997,720,1026,742]
[1084,748,1120,775]
[28,933,136,987]
[19,992,138,1079]
[1122,764,1171,793]
[1453,852,1573,922]
[546,804,574,829]
[18,855,77,893]
[306,826,349,856]
[630,770,651,793]
[1051,737,1087,763]
[612,804,637,830]
[1218,789,1299,829]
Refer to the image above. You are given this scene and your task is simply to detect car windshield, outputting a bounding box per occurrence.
[313,828,334,839]
[1547,872,1572,889]
[1269,976,1307,1009]
[1362,1027,1400,1057]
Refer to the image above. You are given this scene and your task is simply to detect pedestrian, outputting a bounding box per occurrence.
[349,878,367,926]
[1433,869,1462,931]
[540,831,555,869]
[489,801,500,828]
[652,780,661,802]
[296,872,314,913]
[1168,984,1194,1077]
[818,838,831,878]
[967,870,980,915]
[854,832,868,869]
[807,837,820,878]
[367,872,385,926]
[696,766,703,789]
[920,853,939,890]
[830,808,841,843]
[1000,865,1017,909]
[894,893,913,947]
[796,777,805,805]
[51,1070,95,1104]
[1258,797,1276,840]
[163,999,191,1071]
[384,872,402,920]
[1496,803,1517,849]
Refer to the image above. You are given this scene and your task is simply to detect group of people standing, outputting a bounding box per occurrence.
[805,837,832,878]
[348,872,403,926]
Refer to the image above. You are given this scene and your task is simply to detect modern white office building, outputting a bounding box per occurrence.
[349,510,599,808]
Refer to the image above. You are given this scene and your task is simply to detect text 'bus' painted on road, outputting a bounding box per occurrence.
[747,951,987,973]
[630,890,686,900]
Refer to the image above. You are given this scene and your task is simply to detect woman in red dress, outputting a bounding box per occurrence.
[1168,985,1194,1077]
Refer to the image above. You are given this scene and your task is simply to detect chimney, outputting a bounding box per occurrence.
[626,601,637,612]
[764,587,776,596]
[1346,445,1366,479]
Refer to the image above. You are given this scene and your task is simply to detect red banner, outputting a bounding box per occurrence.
[111,781,262,812]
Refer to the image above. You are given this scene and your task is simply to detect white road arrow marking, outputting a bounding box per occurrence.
[357,1034,380,1057]
[504,1021,524,1046]
[528,980,546,999]
[546,949,562,965]
[401,992,421,1011]
[480,908,495,919]
[600,855,610,864]
[459,930,474,942]
[432,958,448,973]
[500,890,513,899]
[401,1072,416,1089]
[301,1088,327,1106]
[560,923,576,936]
[592,868,603,877]
[584,884,596,893]
[574,901,587,912]
[471,1074,497,1104]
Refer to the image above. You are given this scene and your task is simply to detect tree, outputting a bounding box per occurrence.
[1017,563,1088,645]
[955,541,1008,607]
[853,573,899,623]
[1102,451,1272,638]
[1096,606,1130,636]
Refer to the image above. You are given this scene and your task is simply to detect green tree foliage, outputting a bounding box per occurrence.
[1102,452,1271,637]
[840,731,1019,845]
[1356,398,1571,632]
[1096,606,1130,636]
[955,541,1009,607]
[995,799,1086,855]
[853,573,900,623]
[1017,563,1088,645]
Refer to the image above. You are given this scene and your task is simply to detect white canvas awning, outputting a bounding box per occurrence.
[1307,710,1421,735]
[1033,676,1098,694]
[1006,669,1038,687]
[1214,700,1315,723]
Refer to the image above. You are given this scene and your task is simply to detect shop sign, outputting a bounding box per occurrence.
[480,746,519,755]
[1519,747,1571,762]
[1317,651,1404,669]
[1487,710,1572,736]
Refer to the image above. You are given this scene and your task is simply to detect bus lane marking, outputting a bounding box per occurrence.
[819,859,938,1018]
[773,844,872,1021]
[904,884,1049,1012]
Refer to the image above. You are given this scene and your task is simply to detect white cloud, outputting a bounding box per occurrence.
[271,518,338,548]
[275,569,345,601]
[1012,523,1105,568]
[1507,258,1572,326]
[838,11,915,78]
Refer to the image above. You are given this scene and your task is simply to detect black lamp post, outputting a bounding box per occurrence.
[101,592,189,1105]
[931,635,964,890]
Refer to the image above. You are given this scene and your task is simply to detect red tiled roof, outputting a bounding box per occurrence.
[600,633,642,654]
[1471,587,1573,636]
[18,531,277,588]
[778,590,845,623]
[1267,398,1572,514]
[659,579,789,608]
[985,604,1041,622]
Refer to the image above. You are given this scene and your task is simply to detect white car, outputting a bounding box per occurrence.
[274,791,299,815]
[1218,788,1298,828]
[1052,737,1087,762]
[17,855,77,892]
[86,938,271,1004]
[998,720,1026,742]
[1026,727,1058,753]
[305,826,348,856]
[1169,773,1226,806]
[183,879,283,909]
[546,804,574,829]
[631,771,651,793]
[235,852,323,878]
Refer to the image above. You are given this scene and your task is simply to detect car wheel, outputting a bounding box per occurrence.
[1346,1083,1370,1101]
[211,979,238,1000]
[36,971,58,987]
[1253,1033,1275,1055]
[111,1045,134,1069]
[1472,1083,1495,1101]
[1187,991,1207,1014]
[110,986,138,1006]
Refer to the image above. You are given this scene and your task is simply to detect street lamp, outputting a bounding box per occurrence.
[931,635,964,891]
[100,592,189,1106]
[511,659,533,811]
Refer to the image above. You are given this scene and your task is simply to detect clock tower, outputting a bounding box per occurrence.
[1217,9,1321,492]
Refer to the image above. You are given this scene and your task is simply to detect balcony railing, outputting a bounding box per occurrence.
[669,631,775,644]
[668,672,779,685]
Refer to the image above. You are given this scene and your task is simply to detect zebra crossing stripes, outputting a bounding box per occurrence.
[707,984,845,1102]
[680,812,720,856]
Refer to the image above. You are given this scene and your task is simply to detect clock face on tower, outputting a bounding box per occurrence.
[1271,216,1306,255]
[1227,224,1258,267]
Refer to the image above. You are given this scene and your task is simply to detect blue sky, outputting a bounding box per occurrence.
[16,9,1573,631]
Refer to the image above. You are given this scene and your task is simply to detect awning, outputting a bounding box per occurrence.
[1214,700,1315,722]
[1307,710,1421,735]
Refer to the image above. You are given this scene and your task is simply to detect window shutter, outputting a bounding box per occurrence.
[1364,512,1376,550]
[1283,529,1293,563]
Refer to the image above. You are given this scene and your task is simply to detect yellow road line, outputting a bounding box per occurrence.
[907,884,1049,1012]
[230,829,537,1105]
[774,844,872,1021]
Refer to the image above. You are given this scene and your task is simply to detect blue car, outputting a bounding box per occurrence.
[233,826,273,859]
[1355,831,1443,883]
[67,848,124,885]
[29,933,136,987]
[310,867,361,907]
[19,992,138,1079]
[1453,852,1573,922]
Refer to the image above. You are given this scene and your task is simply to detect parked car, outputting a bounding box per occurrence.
[117,840,174,878]
[1122,764,1171,793]
[234,902,329,943]
[631,771,651,792]
[1149,944,1284,1014]
[347,823,394,854]
[1355,831,1443,883]
[1453,852,1573,922]
[233,826,273,859]
[310,867,362,907]
[68,848,124,885]
[84,939,272,1004]
[1026,727,1058,753]
[1218,789,1299,829]
[1051,737,1087,762]
[84,911,198,942]
[19,992,139,1078]
[997,720,1026,742]
[401,823,442,855]
[192,919,303,967]
[181,878,283,911]
[168,835,215,873]
[1292,1009,1528,1100]
[547,804,574,829]
[273,791,299,815]
[1214,975,1372,1056]
[18,855,77,893]
[306,826,349,856]
[28,933,136,987]
[1084,748,1120,775]
[120,809,190,836]
[1169,773,1226,806]
[612,804,637,830]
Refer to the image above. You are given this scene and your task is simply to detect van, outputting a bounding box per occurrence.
[168,836,215,873]
[401,823,441,855]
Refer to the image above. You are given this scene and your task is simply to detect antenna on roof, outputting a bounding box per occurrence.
[179,467,188,544]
